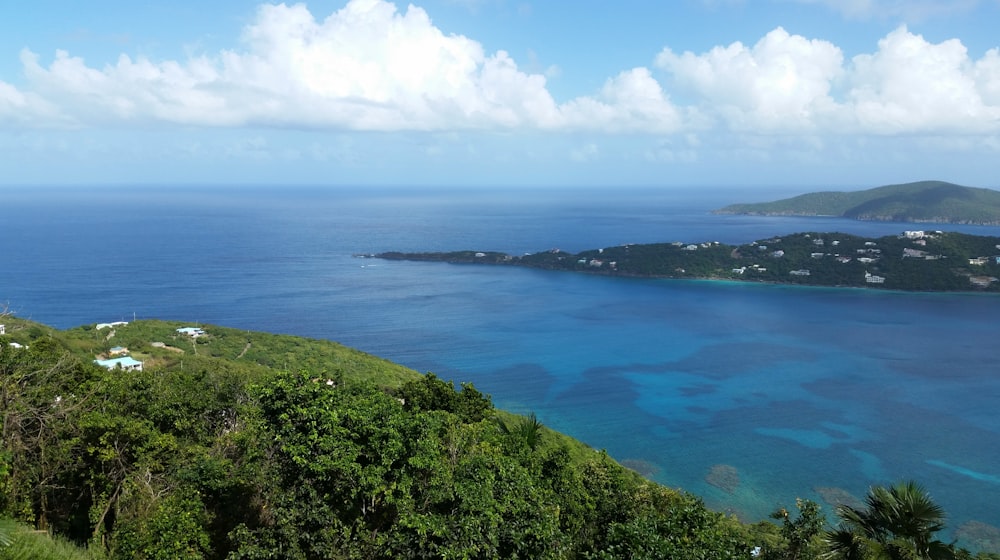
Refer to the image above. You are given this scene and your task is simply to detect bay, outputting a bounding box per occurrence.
[2,185,999,546]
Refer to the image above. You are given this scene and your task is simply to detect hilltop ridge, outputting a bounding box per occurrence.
[714,181,1000,225]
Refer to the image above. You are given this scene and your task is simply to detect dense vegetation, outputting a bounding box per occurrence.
[2,317,998,558]
[714,181,1000,225]
[375,230,1000,292]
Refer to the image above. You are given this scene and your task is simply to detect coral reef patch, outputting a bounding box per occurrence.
[620,458,661,478]
[814,486,864,511]
[706,464,740,494]
[956,520,1000,553]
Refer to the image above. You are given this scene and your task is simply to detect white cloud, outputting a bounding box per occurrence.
[0,77,68,127]
[847,26,1000,133]
[656,25,1000,136]
[10,0,687,133]
[4,0,1000,141]
[561,68,683,133]
[17,1,563,130]
[977,49,1000,105]
[656,27,844,132]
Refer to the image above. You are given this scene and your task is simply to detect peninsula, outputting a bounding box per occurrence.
[371,230,1000,292]
[713,181,1000,225]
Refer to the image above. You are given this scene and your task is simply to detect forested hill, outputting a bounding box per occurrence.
[375,230,1000,292]
[0,317,749,559]
[3,317,999,558]
[714,181,1000,225]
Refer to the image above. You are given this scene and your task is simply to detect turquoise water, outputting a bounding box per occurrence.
[2,185,999,545]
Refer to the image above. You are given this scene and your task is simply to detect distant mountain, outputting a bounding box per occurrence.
[714,181,1000,225]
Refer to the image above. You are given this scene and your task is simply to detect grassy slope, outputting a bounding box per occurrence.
[0,518,96,560]
[4,316,604,470]
[716,181,1000,224]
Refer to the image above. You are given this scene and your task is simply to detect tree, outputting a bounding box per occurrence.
[825,481,956,560]
[761,498,826,560]
[496,412,544,452]
[397,373,492,423]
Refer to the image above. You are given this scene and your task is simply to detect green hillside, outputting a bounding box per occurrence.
[377,231,1000,292]
[0,317,748,559]
[715,181,1000,225]
[3,316,998,558]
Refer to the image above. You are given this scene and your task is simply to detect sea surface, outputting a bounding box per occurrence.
[3,185,1000,547]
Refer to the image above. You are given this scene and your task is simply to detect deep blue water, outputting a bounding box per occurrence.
[3,185,999,546]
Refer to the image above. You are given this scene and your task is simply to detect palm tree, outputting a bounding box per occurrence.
[496,412,544,451]
[825,481,956,560]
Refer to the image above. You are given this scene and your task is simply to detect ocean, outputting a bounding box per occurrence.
[3,185,999,546]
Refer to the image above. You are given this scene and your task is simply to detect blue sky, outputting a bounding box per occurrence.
[2,0,999,188]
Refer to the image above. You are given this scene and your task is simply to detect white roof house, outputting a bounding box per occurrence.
[176,327,206,337]
[94,356,144,371]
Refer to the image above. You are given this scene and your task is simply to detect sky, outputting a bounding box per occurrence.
[2,0,1000,189]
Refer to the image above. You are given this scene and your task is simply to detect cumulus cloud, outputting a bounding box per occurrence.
[656,27,844,132]
[0,78,68,127]
[561,68,682,133]
[4,0,1000,140]
[16,1,559,130]
[847,26,1000,133]
[656,25,1000,135]
[9,0,687,133]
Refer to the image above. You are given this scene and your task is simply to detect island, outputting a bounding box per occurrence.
[369,230,1000,292]
[713,181,1000,225]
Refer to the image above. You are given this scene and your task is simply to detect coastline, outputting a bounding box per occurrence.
[372,229,1000,294]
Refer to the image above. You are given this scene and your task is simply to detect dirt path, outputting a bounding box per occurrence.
[236,342,251,359]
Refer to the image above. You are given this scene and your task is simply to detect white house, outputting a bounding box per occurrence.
[176,327,206,337]
[96,321,129,330]
[865,272,886,284]
[94,356,144,371]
